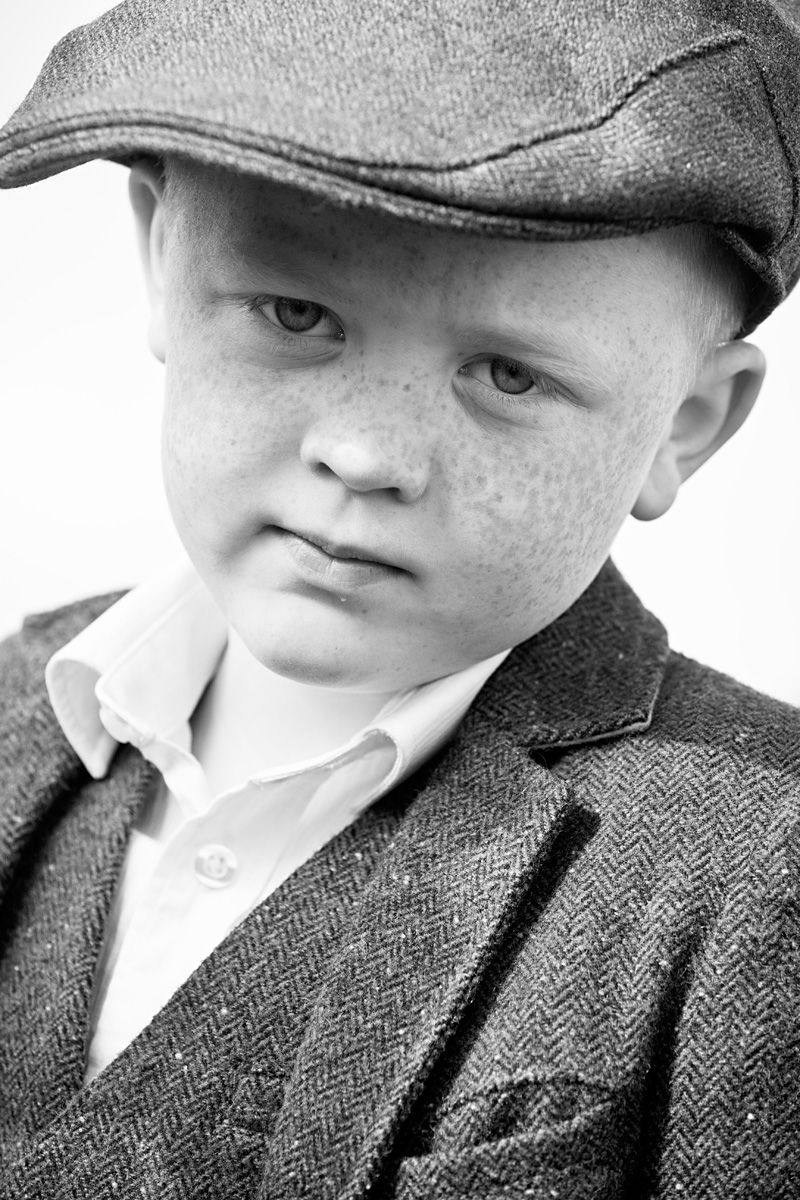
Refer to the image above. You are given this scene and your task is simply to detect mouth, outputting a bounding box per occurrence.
[271,524,406,590]
[283,526,397,568]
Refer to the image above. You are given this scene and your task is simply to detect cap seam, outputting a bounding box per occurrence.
[0,30,746,177]
[0,131,680,235]
[743,47,798,262]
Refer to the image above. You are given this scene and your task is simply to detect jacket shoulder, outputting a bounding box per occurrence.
[623,649,800,864]
[20,590,126,636]
[0,591,125,697]
[656,649,800,775]
[558,648,800,883]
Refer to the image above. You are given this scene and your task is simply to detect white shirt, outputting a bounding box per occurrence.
[45,562,508,1081]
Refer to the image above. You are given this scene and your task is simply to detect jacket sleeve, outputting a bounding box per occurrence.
[655,794,800,1199]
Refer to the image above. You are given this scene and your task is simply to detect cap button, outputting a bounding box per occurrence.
[194,843,238,888]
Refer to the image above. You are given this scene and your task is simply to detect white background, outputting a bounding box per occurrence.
[1,3,799,704]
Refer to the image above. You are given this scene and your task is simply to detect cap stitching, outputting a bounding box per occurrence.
[0,135,677,239]
[0,31,747,176]
[742,47,798,260]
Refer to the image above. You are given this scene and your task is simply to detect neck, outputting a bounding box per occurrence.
[191,628,395,795]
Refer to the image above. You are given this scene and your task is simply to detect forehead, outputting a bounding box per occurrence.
[175,161,666,274]
[167,161,689,369]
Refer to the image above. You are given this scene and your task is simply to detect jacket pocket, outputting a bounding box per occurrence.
[391,1076,634,1200]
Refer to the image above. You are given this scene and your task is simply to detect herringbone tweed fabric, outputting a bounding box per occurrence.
[0,561,797,1198]
[2,0,800,332]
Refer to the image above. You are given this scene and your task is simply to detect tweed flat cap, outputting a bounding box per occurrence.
[2,0,800,333]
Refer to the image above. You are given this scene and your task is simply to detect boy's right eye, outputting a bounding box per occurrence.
[252,295,345,340]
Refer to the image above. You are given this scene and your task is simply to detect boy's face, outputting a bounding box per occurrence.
[153,166,692,690]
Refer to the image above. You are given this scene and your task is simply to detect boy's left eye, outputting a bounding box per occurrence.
[459,356,544,396]
[254,295,344,339]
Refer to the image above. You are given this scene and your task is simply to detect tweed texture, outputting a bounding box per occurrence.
[1,0,800,332]
[0,562,798,1198]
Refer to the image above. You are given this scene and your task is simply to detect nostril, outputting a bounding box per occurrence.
[299,427,429,501]
[309,460,337,480]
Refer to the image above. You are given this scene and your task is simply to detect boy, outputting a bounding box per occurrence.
[0,1,798,1197]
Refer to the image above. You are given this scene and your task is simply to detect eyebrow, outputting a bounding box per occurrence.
[233,254,350,305]
[227,226,353,307]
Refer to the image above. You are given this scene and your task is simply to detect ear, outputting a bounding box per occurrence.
[128,159,168,363]
[632,340,766,521]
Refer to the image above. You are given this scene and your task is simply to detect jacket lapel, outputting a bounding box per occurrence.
[261,723,575,1200]
[0,592,128,904]
[261,561,669,1199]
[0,597,155,1130]
[0,657,83,906]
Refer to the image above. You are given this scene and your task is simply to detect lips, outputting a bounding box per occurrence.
[272,524,406,590]
[283,525,397,569]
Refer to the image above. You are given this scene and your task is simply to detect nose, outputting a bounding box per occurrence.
[299,414,431,503]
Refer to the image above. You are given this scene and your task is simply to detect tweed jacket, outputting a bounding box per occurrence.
[0,562,797,1200]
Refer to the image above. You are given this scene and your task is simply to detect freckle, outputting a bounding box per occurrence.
[403,383,411,393]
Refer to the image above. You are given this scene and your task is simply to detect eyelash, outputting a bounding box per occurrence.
[245,294,344,345]
[457,360,564,409]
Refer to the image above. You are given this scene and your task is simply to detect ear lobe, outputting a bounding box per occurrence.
[632,339,766,522]
[129,160,168,363]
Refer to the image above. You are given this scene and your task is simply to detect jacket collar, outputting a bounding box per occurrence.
[477,558,669,751]
[0,558,667,924]
[11,557,667,756]
[0,558,667,905]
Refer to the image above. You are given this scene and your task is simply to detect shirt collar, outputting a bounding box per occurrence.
[45,561,507,785]
[45,563,227,779]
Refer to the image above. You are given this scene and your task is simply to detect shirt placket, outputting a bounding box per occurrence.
[89,707,337,1068]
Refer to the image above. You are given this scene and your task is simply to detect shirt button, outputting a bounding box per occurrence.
[194,844,238,888]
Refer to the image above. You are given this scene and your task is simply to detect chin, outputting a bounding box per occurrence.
[221,587,417,691]
[236,625,386,691]
[267,651,365,689]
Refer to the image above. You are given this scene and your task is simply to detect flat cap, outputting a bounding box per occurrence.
[2,0,800,333]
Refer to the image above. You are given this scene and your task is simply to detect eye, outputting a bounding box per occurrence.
[458,356,551,397]
[253,295,344,339]
[486,357,535,395]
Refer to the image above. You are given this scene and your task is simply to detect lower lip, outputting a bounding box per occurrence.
[276,529,399,590]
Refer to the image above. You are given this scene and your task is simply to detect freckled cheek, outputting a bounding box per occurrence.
[163,348,306,490]
[544,427,646,564]
[459,433,598,543]
[161,399,254,557]
[446,424,633,608]
[167,291,308,442]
